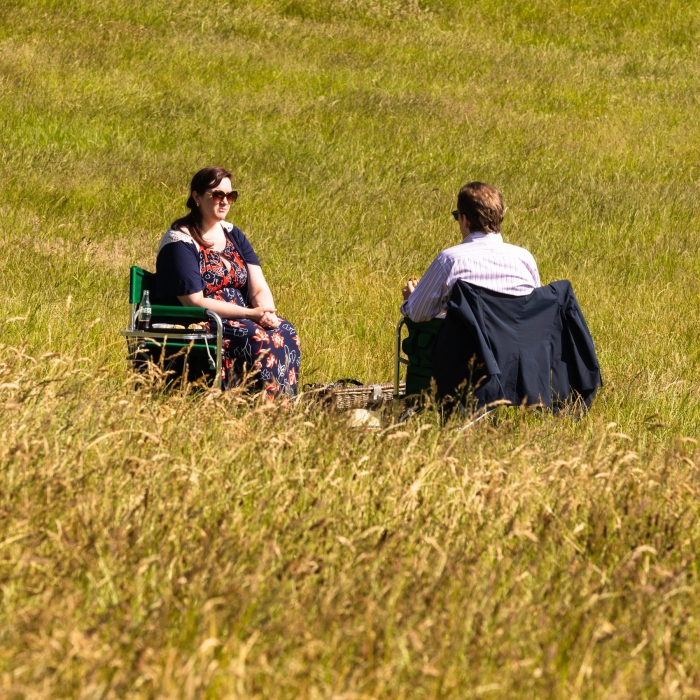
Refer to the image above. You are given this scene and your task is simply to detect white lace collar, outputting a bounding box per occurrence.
[157,221,234,255]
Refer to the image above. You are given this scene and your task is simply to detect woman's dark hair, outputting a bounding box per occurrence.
[171,166,233,248]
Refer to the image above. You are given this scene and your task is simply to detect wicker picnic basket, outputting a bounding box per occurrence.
[303,379,405,410]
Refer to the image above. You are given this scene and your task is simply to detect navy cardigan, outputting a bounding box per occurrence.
[153,224,260,307]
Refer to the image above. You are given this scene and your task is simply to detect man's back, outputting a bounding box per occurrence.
[402,232,540,322]
[439,232,540,295]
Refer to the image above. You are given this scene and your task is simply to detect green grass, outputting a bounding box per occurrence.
[2,0,700,696]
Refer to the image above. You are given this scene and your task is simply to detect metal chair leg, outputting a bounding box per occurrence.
[394,317,408,399]
[206,310,224,390]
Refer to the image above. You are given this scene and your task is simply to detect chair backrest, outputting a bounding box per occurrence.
[130,266,156,304]
[433,280,602,411]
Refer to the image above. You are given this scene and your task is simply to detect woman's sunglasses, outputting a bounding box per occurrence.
[452,210,461,221]
[208,189,239,204]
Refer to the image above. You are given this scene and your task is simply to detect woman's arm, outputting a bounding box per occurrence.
[246,265,281,328]
[247,265,275,309]
[177,291,277,326]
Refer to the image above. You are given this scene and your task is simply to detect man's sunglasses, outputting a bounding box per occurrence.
[452,209,461,221]
[208,189,239,204]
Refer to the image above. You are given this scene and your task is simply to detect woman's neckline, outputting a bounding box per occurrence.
[201,222,228,252]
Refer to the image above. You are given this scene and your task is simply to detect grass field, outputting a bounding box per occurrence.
[2,0,700,697]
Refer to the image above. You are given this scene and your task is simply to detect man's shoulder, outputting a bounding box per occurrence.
[436,240,495,265]
[436,236,537,266]
[501,241,538,264]
[437,243,469,263]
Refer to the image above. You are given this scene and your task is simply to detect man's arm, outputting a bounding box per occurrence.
[400,255,450,322]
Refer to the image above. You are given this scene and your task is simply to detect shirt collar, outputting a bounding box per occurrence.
[462,231,503,244]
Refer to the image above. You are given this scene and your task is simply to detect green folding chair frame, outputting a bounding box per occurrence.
[121,266,224,389]
[394,316,444,399]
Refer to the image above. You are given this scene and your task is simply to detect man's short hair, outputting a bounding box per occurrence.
[457,182,505,233]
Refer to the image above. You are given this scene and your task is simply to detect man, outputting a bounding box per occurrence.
[401,182,540,322]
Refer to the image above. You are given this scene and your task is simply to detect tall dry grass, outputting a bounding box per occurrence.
[2,348,700,697]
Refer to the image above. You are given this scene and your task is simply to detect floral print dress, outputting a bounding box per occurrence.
[200,241,300,397]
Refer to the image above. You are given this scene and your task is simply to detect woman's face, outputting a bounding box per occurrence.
[193,177,235,223]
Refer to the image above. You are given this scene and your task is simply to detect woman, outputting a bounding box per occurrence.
[154,166,300,397]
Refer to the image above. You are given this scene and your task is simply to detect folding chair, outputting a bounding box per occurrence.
[394,281,601,428]
[121,266,224,389]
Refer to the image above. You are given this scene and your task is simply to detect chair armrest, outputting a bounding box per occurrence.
[150,305,211,320]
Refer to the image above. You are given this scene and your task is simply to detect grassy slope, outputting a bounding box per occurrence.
[2,0,700,697]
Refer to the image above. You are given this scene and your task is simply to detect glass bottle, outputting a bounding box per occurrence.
[137,289,152,330]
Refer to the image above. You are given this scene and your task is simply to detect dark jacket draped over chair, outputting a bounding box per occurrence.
[432,280,602,412]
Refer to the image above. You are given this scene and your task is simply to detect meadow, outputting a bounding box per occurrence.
[2,0,700,696]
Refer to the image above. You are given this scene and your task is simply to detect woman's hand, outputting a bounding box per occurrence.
[250,306,280,328]
[259,311,281,329]
[178,293,281,327]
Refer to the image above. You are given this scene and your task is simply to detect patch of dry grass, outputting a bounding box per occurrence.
[1,348,700,697]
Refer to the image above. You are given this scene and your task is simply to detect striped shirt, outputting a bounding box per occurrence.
[400,232,541,322]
